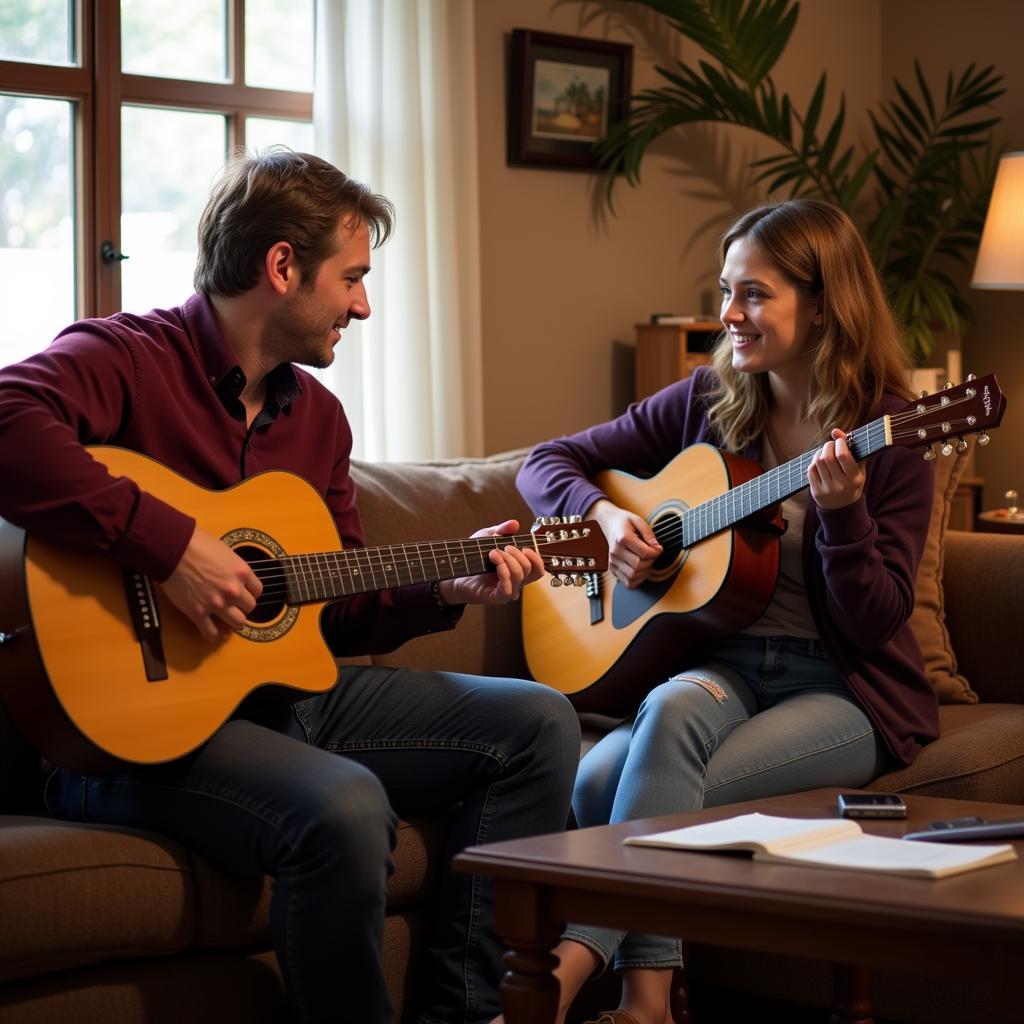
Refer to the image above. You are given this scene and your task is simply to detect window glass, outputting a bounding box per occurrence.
[245,0,314,91]
[245,117,314,155]
[1,95,75,365]
[121,0,226,82]
[120,106,226,313]
[0,0,74,65]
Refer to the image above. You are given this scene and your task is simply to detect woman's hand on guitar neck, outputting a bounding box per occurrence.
[809,428,867,511]
[588,498,662,590]
[161,526,264,641]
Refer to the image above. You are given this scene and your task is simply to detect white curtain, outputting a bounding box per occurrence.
[313,0,484,461]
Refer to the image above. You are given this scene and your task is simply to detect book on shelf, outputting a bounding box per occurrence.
[623,812,1018,879]
[649,313,703,325]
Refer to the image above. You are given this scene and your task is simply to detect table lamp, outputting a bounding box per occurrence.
[971,151,1024,290]
[971,150,1023,520]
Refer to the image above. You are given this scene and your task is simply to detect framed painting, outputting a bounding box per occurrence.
[507,29,633,170]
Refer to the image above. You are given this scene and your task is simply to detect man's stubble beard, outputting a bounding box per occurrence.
[263,295,337,370]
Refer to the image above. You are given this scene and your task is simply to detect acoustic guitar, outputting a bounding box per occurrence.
[0,447,608,773]
[522,375,1006,716]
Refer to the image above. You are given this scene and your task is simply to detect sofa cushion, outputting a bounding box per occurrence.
[0,949,287,1024]
[1,810,454,981]
[908,438,978,704]
[0,818,193,984]
[349,450,534,678]
[942,531,1024,705]
[869,702,1024,801]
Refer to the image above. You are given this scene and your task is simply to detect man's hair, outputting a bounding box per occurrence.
[706,197,913,452]
[193,147,394,297]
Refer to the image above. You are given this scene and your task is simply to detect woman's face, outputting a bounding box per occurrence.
[719,236,821,380]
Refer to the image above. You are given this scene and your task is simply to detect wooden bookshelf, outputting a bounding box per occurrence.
[635,320,722,400]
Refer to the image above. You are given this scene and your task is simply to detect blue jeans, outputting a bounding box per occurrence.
[567,634,888,972]
[45,666,580,1024]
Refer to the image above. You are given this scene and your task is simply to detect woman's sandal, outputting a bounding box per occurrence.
[582,1012,642,1024]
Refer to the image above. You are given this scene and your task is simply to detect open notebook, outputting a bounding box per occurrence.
[623,813,1018,879]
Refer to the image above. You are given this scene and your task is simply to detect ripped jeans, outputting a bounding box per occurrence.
[566,633,888,971]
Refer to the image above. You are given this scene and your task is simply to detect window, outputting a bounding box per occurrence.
[1,0,314,364]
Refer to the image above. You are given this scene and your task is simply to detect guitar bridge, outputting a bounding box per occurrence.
[122,568,168,682]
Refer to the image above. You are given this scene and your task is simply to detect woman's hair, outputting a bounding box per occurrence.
[193,147,394,298]
[706,197,913,452]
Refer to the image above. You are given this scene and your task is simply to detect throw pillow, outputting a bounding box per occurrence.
[909,437,978,703]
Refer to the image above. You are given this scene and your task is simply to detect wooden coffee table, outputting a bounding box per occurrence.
[455,788,1024,1024]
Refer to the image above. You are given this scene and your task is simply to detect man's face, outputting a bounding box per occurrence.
[266,217,372,369]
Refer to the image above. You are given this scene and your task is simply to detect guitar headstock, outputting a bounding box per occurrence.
[892,373,1006,458]
[531,516,608,587]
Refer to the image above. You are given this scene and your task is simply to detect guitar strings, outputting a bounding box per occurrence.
[585,406,948,588]
[606,399,981,557]
[219,393,983,606]
[561,393,984,589]
[237,530,598,604]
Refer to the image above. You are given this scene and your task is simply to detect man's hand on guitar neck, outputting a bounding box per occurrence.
[587,498,662,590]
[161,526,263,641]
[438,520,544,607]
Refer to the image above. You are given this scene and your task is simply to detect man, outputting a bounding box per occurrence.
[0,149,580,1024]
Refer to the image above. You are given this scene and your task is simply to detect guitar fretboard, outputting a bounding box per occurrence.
[272,533,539,605]
[680,416,891,546]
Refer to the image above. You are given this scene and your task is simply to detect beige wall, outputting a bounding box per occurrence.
[880,0,1024,507]
[475,0,1022,512]
[475,0,883,454]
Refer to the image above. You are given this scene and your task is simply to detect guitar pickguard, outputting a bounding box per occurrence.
[611,570,680,628]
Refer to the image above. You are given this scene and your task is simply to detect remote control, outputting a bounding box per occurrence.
[902,817,1024,843]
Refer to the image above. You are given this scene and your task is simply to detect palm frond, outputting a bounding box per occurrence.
[589,1,1004,363]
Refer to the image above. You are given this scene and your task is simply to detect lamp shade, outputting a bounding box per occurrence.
[972,151,1024,289]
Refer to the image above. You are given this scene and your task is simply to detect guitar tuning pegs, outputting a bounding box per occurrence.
[941,441,954,457]
[549,575,563,588]
[568,514,582,523]
[923,446,937,461]
[978,432,991,447]
[918,390,929,399]
[574,574,586,587]
[966,373,977,381]
[943,381,954,390]
[956,437,968,455]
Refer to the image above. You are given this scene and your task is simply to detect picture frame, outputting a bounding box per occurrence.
[507,29,633,171]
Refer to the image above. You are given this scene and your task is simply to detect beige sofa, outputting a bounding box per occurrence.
[1,448,1022,1023]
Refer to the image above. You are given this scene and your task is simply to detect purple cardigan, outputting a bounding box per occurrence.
[517,367,939,765]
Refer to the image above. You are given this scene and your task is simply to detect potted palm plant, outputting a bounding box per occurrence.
[586,0,1005,365]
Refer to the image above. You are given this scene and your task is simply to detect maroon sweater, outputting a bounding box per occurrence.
[517,367,939,765]
[0,293,455,659]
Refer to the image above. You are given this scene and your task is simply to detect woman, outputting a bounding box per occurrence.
[512,198,938,1024]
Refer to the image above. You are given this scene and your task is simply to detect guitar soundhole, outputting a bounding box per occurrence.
[651,512,684,571]
[234,544,286,624]
[646,502,689,582]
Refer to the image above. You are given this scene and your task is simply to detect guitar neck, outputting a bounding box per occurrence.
[682,415,892,545]
[276,532,538,605]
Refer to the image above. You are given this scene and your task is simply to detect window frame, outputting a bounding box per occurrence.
[0,0,313,321]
